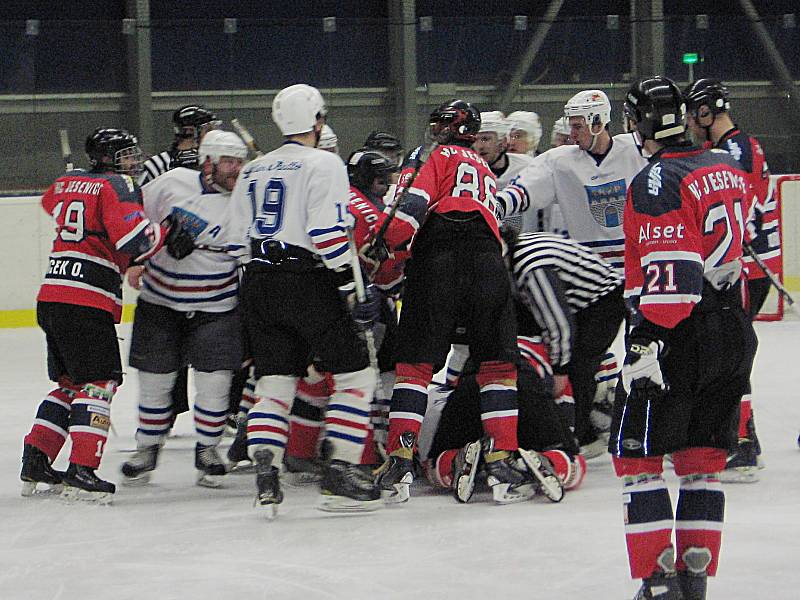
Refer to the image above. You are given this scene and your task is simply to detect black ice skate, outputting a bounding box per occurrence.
[719,438,759,483]
[633,547,684,600]
[451,439,482,503]
[319,459,382,513]
[254,449,283,520]
[677,547,711,600]
[226,417,253,473]
[481,438,537,504]
[120,444,160,485]
[517,448,565,503]
[61,463,115,505]
[20,444,64,497]
[374,431,415,504]
[195,443,227,488]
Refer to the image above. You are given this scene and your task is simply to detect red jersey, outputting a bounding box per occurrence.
[713,128,779,279]
[393,145,502,247]
[624,145,750,329]
[37,170,165,322]
[348,186,409,292]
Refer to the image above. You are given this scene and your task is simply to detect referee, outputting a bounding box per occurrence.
[506,229,625,456]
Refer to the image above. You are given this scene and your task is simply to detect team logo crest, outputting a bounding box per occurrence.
[170,206,208,239]
[584,179,626,228]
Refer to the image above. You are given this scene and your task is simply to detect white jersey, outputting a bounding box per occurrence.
[140,168,242,313]
[496,152,535,233]
[138,150,172,187]
[230,141,353,270]
[501,133,647,270]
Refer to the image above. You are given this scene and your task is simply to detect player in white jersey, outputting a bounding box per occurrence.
[138,105,222,187]
[230,83,382,516]
[550,116,572,147]
[498,90,648,270]
[121,130,248,488]
[496,90,647,454]
[506,110,543,157]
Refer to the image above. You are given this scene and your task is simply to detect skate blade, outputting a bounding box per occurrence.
[254,498,280,520]
[318,494,383,513]
[380,476,412,504]
[196,473,225,488]
[121,472,152,487]
[21,480,63,497]
[488,481,537,505]
[719,468,759,484]
[453,442,482,503]
[60,485,113,505]
[518,448,565,503]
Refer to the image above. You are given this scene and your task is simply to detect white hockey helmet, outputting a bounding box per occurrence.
[507,110,543,147]
[563,90,611,131]
[198,130,247,164]
[478,111,510,138]
[272,84,327,136]
[552,116,571,136]
[318,124,338,150]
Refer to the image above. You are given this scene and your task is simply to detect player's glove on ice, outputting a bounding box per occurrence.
[163,214,195,260]
[338,282,380,330]
[622,331,667,397]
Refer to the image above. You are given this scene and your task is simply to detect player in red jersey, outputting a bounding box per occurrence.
[610,77,757,600]
[374,100,539,505]
[20,128,194,502]
[684,78,775,480]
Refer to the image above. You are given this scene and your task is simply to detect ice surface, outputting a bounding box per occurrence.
[1,321,799,600]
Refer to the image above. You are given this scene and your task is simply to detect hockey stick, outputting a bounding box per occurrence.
[231,118,264,157]
[742,241,797,312]
[59,129,74,172]
[346,226,379,372]
[365,141,437,261]
[194,242,247,254]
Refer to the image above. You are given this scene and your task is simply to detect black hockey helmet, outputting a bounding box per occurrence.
[364,130,404,167]
[172,104,221,140]
[347,150,395,193]
[623,76,686,142]
[429,99,481,146]
[683,78,731,117]
[85,127,143,175]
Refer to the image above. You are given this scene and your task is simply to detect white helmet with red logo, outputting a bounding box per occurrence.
[563,89,611,130]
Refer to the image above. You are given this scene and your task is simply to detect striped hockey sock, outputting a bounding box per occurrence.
[476,361,518,451]
[24,387,76,461]
[386,363,433,454]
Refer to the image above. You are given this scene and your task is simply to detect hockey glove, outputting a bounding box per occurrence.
[622,334,667,397]
[338,282,380,330]
[163,214,195,260]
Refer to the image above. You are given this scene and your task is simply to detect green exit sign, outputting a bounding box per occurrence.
[683,52,699,64]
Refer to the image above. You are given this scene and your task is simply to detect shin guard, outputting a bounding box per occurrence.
[69,381,116,468]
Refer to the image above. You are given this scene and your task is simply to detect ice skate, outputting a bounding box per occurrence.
[226,417,253,473]
[517,448,565,502]
[677,547,710,600]
[374,431,415,504]
[451,439,482,503]
[120,444,160,485]
[632,547,684,600]
[61,463,115,505]
[319,459,382,513]
[719,438,759,483]
[20,444,64,497]
[284,454,324,486]
[195,443,227,488]
[481,438,537,504]
[254,449,282,520]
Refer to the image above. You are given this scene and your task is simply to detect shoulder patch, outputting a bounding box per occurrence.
[98,173,143,204]
[631,164,681,217]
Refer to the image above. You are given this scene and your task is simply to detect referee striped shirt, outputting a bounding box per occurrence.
[510,232,622,370]
[138,150,172,187]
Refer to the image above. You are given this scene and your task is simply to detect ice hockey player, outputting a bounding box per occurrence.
[611,75,757,600]
[230,83,382,516]
[506,110,543,156]
[374,100,537,504]
[684,77,777,482]
[363,130,404,172]
[422,335,583,504]
[473,110,535,232]
[20,128,194,503]
[120,130,248,488]
[318,124,340,156]
[550,116,572,148]
[495,90,647,454]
